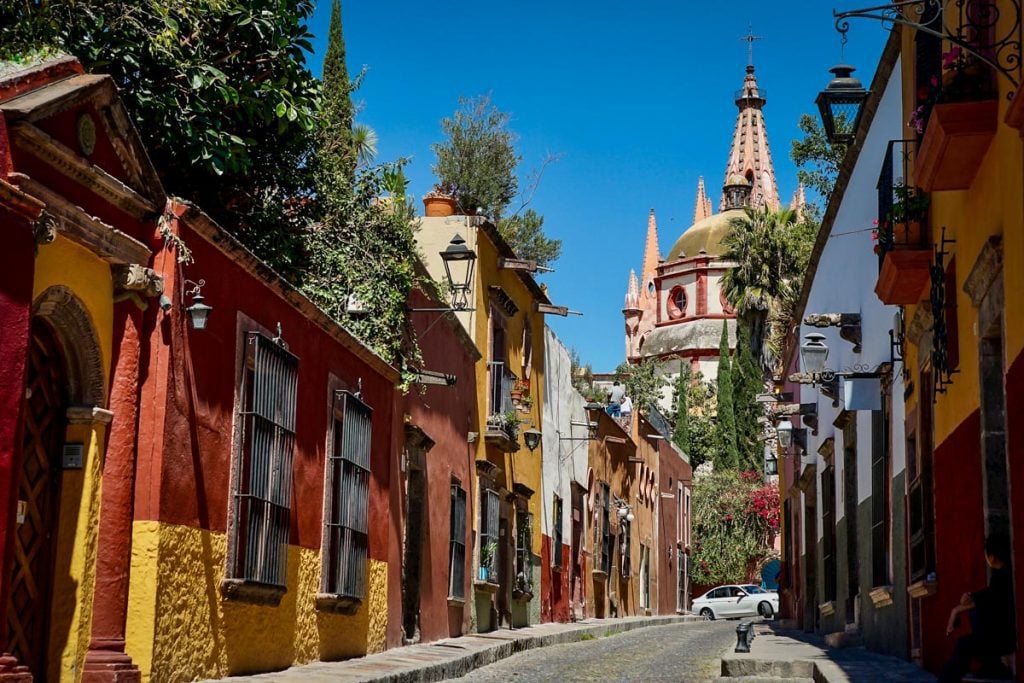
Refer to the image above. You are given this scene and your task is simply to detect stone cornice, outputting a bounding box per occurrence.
[963,236,1002,308]
[906,303,934,347]
[112,263,163,298]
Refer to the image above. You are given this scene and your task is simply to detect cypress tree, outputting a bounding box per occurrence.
[672,366,691,455]
[318,0,356,191]
[715,321,739,469]
[733,317,765,473]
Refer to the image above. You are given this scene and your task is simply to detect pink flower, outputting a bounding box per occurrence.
[942,47,962,70]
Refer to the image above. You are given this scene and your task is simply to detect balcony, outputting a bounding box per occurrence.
[485,361,520,453]
[874,140,932,305]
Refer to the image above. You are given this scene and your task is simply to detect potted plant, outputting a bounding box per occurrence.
[518,393,534,412]
[479,541,497,582]
[423,182,458,217]
[502,409,520,440]
[885,182,929,247]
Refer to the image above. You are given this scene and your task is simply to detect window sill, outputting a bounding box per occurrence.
[591,569,608,582]
[316,593,362,615]
[474,580,500,594]
[512,589,534,602]
[220,578,286,606]
[869,585,894,609]
[447,596,467,608]
[818,600,836,618]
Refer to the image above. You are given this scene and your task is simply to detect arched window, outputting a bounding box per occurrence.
[667,286,687,320]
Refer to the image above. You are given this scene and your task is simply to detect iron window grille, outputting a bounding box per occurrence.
[449,484,467,599]
[229,331,299,588]
[322,389,372,599]
[600,483,613,575]
[552,496,563,569]
[515,510,534,593]
[480,489,500,577]
[871,408,892,587]
[821,466,838,603]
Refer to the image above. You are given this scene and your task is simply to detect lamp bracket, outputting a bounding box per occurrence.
[804,313,862,353]
[833,0,1021,90]
[183,278,205,297]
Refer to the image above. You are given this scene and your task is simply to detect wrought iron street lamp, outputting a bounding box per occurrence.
[440,234,477,311]
[523,427,542,453]
[801,333,830,375]
[776,418,794,450]
[184,279,213,331]
[764,455,779,476]
[816,64,869,145]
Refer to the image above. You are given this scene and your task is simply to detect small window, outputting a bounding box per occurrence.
[322,390,373,599]
[449,484,467,599]
[667,286,687,320]
[480,489,500,578]
[647,280,656,295]
[552,496,564,568]
[228,332,298,588]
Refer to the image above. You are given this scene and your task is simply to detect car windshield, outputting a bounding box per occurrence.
[742,585,766,593]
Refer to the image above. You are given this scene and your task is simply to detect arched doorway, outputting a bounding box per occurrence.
[8,318,68,679]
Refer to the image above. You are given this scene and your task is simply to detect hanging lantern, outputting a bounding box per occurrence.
[816,64,869,145]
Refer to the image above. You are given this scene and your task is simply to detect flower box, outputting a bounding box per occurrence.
[916,100,998,191]
[875,249,932,305]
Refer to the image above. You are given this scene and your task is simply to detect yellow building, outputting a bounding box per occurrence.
[417,207,562,630]
[876,4,1024,673]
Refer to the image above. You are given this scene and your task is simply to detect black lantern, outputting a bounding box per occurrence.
[816,64,869,145]
[523,427,542,452]
[776,418,794,450]
[765,455,779,476]
[440,234,477,311]
[801,333,830,375]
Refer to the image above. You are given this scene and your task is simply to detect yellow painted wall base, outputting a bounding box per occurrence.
[126,521,388,682]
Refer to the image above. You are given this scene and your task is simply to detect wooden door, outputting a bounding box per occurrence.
[8,320,66,679]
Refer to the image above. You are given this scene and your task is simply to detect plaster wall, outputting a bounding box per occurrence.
[540,327,589,621]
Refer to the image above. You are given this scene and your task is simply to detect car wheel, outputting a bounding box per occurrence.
[700,607,715,621]
[758,601,774,618]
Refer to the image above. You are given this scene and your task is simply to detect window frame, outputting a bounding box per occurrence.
[480,488,500,580]
[871,406,892,588]
[449,482,467,600]
[225,331,299,600]
[552,495,564,569]
[821,465,837,603]
[515,508,534,594]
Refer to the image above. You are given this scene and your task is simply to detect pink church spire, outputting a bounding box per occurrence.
[789,181,807,220]
[720,61,781,211]
[640,208,661,303]
[624,269,640,310]
[692,176,713,224]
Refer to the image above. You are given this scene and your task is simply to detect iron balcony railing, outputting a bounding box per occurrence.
[487,361,516,432]
[876,139,927,269]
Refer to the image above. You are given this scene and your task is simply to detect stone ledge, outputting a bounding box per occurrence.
[869,585,894,609]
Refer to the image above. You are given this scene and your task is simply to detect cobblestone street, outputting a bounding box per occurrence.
[458,620,736,682]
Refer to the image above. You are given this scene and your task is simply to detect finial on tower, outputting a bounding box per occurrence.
[740,24,762,70]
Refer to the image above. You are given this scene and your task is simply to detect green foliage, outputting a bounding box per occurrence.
[715,322,739,470]
[317,0,355,194]
[733,318,766,473]
[615,359,666,416]
[1,0,323,278]
[790,113,846,211]
[691,469,777,585]
[497,209,562,268]
[685,377,719,469]
[888,182,930,224]
[432,94,520,220]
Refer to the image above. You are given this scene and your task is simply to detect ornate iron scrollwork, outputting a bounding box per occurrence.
[930,226,957,394]
[834,0,1022,92]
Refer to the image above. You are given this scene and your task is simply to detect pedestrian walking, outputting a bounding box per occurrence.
[606,380,625,417]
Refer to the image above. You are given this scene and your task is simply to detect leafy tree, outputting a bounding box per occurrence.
[790,113,846,209]
[733,318,766,473]
[615,359,666,416]
[686,376,719,469]
[497,209,562,268]
[432,94,520,219]
[715,322,738,470]
[691,469,779,585]
[1,1,323,277]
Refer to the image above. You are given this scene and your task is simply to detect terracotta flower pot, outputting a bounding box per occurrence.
[916,100,998,191]
[890,220,923,247]
[423,195,457,217]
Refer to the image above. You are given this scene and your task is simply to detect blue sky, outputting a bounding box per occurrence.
[307,1,889,371]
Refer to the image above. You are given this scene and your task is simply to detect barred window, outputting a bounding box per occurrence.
[871,408,891,587]
[620,519,631,578]
[322,390,372,598]
[552,496,563,568]
[229,332,298,587]
[480,489,500,577]
[449,484,467,599]
[600,482,612,575]
[822,466,837,602]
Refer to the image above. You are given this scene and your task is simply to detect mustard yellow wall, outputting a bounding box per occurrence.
[125,521,389,682]
[33,235,113,682]
[899,10,1024,444]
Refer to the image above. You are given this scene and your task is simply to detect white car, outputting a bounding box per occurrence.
[692,584,779,620]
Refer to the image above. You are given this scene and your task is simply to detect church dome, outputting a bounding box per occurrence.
[726,173,750,186]
[666,208,746,261]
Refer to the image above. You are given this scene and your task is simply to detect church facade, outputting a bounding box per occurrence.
[623,62,802,407]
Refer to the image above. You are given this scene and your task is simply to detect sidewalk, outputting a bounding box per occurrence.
[719,622,937,682]
[215,614,700,683]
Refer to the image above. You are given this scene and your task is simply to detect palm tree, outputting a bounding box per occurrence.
[721,206,802,370]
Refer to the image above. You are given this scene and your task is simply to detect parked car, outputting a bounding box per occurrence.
[692,584,778,620]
